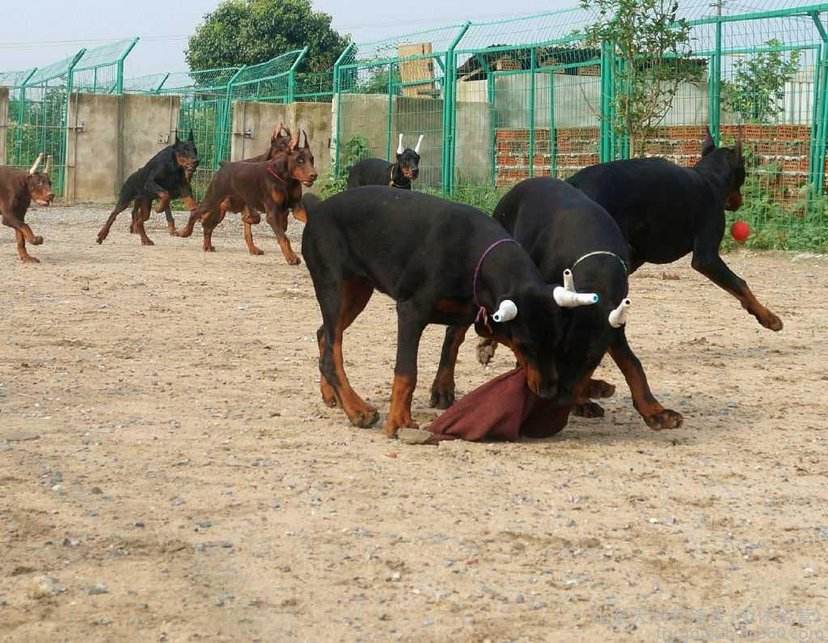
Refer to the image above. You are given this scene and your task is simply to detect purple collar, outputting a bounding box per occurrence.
[473,238,519,325]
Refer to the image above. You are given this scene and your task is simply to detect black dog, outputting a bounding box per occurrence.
[434,177,634,425]
[301,186,570,438]
[565,129,782,427]
[346,133,423,189]
[96,132,199,246]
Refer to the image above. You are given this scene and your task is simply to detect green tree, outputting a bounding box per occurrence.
[722,40,801,123]
[186,0,350,73]
[580,0,698,156]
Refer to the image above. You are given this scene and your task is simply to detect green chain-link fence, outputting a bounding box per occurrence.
[1,39,137,197]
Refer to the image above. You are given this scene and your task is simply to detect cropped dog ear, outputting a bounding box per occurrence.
[302,129,310,149]
[174,130,181,145]
[702,127,716,156]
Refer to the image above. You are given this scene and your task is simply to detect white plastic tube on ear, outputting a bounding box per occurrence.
[492,299,518,323]
[397,133,404,154]
[608,298,631,328]
[29,153,44,175]
[415,134,424,154]
[563,268,575,292]
[553,286,599,308]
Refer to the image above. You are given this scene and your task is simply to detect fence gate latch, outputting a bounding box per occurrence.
[67,121,86,133]
[233,128,255,139]
[158,133,170,144]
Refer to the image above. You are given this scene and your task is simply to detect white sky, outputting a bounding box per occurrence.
[0,0,573,78]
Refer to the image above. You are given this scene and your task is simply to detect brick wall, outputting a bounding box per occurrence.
[495,124,817,201]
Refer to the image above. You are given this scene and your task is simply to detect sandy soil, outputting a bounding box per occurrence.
[1,206,827,642]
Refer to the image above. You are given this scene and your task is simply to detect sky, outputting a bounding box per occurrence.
[0,0,574,79]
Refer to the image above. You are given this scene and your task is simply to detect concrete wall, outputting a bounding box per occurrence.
[65,93,180,203]
[231,100,332,193]
[0,87,8,165]
[491,73,709,129]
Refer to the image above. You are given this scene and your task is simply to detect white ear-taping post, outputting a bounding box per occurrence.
[563,268,575,292]
[608,298,631,328]
[29,153,44,175]
[415,134,424,154]
[553,286,600,308]
[397,133,404,155]
[491,299,518,323]
[44,155,52,175]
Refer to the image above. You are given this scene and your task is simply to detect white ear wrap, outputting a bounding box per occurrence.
[553,286,599,308]
[563,268,575,292]
[492,299,518,323]
[397,133,404,155]
[29,153,44,175]
[415,134,424,154]
[608,298,631,328]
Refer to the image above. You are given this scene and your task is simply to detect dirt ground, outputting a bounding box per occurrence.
[1,206,827,642]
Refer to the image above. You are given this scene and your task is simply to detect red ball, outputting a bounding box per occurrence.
[731,220,750,243]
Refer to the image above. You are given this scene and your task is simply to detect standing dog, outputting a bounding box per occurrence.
[565,130,781,427]
[433,178,636,425]
[0,154,55,263]
[346,134,423,189]
[302,186,575,438]
[178,131,317,263]
[97,132,199,246]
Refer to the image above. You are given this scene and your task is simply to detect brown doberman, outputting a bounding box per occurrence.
[177,131,317,264]
[0,154,55,263]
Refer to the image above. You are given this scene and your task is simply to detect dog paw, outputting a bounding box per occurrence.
[349,406,379,429]
[644,409,683,430]
[574,401,605,418]
[31,236,44,245]
[429,387,455,410]
[20,255,40,264]
[587,379,615,399]
[477,339,497,365]
[250,247,265,256]
[383,416,419,439]
[760,312,783,332]
[167,227,178,236]
[141,239,155,247]
[286,255,301,266]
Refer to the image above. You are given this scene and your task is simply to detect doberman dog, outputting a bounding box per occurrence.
[564,129,782,427]
[96,131,199,246]
[346,133,423,190]
[177,131,317,263]
[433,177,633,422]
[0,154,55,263]
[301,186,574,438]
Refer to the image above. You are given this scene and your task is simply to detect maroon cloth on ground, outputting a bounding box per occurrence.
[427,368,572,442]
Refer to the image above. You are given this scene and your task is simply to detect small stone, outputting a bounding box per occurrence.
[88,583,109,595]
[30,575,64,599]
[397,428,437,446]
[3,432,40,443]
[515,594,525,604]
[51,484,63,493]
[90,487,103,495]
[62,538,80,547]
[648,518,661,524]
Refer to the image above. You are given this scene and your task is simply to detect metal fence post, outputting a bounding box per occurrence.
[443,21,471,195]
[810,12,828,198]
[332,43,356,178]
[599,40,614,162]
[709,15,722,146]
[528,48,537,178]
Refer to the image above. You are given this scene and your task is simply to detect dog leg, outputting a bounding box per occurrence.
[15,228,38,263]
[242,207,264,255]
[609,331,682,430]
[317,326,337,407]
[97,200,130,244]
[476,337,498,365]
[132,203,154,246]
[384,301,427,438]
[692,248,782,331]
[572,369,605,418]
[318,278,378,427]
[266,208,300,265]
[429,325,469,409]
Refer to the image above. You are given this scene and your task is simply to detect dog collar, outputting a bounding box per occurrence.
[388,163,409,188]
[473,238,520,326]
[571,251,628,274]
[267,164,287,183]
